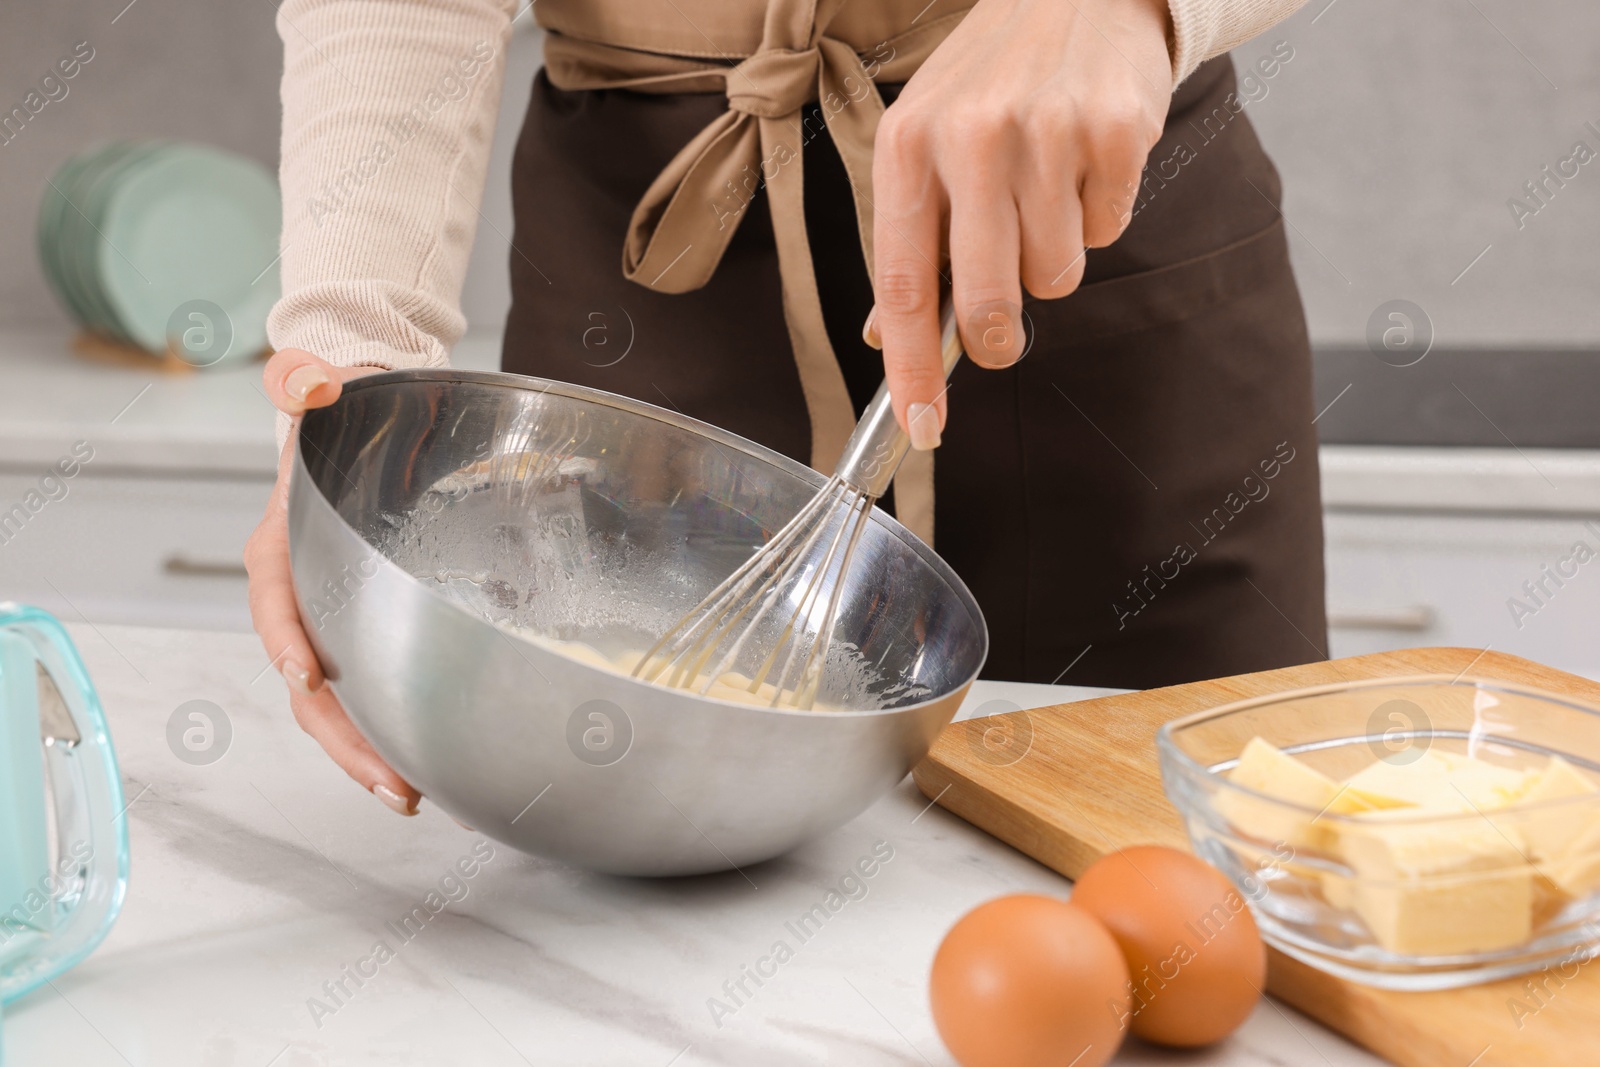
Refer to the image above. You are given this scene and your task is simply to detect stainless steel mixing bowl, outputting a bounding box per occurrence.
[288,370,987,876]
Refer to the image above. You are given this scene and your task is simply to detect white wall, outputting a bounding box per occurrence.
[1247,0,1600,348]
[2,1,1596,349]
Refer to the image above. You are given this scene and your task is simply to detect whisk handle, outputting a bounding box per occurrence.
[833,300,964,499]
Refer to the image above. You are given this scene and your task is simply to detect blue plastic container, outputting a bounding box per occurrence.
[0,605,130,1063]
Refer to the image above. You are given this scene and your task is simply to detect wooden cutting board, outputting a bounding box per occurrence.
[913,648,1600,1067]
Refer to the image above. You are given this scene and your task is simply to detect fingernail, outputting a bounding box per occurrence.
[967,301,1023,366]
[284,364,330,403]
[374,783,418,816]
[282,659,313,696]
[907,402,942,451]
[862,307,881,350]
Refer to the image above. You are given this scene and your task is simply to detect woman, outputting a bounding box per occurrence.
[247,0,1325,815]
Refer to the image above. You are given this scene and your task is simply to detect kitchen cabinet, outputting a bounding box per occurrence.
[0,329,278,630]
[1323,447,1600,679]
[0,469,267,630]
[0,331,495,631]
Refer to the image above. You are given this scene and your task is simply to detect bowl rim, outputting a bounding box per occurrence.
[1157,673,1600,826]
[292,367,990,719]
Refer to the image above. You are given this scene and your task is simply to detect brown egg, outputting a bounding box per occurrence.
[930,894,1130,1067]
[1071,846,1266,1047]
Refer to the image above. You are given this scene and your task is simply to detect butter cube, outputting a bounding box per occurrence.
[1541,819,1600,898]
[1319,869,1357,910]
[1533,871,1573,925]
[1344,749,1537,814]
[1501,756,1600,897]
[1340,812,1533,956]
[1219,738,1344,847]
[1342,751,1457,811]
[1515,756,1599,862]
[1524,755,1600,803]
[1435,751,1541,809]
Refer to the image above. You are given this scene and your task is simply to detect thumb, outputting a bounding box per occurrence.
[263,348,380,417]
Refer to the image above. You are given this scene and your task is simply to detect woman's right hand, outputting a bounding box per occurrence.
[244,349,422,816]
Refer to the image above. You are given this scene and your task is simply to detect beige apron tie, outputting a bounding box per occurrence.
[540,1,970,545]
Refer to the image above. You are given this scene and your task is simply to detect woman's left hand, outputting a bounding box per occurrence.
[866,0,1174,449]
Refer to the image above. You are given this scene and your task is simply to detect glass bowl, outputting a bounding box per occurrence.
[1157,675,1600,990]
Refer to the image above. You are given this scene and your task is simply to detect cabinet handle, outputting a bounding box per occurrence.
[1327,606,1436,632]
[163,554,249,579]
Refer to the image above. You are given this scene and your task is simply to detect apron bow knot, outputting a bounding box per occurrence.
[537,2,972,542]
[727,46,823,118]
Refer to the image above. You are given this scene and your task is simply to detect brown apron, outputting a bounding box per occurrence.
[501,24,1329,688]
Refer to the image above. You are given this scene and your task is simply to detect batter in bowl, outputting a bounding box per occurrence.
[521,632,843,710]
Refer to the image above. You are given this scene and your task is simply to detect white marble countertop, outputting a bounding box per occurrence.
[5,623,1387,1067]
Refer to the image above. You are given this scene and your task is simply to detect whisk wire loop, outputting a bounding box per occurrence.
[636,300,963,709]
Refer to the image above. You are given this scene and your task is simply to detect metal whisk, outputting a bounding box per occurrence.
[636,302,965,709]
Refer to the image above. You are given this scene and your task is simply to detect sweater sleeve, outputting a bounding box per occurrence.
[269,0,516,374]
[1167,0,1308,84]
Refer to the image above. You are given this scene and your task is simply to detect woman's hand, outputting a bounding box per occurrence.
[866,0,1173,448]
[244,349,422,816]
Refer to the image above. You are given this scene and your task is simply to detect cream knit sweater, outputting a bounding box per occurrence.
[269,0,1306,387]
